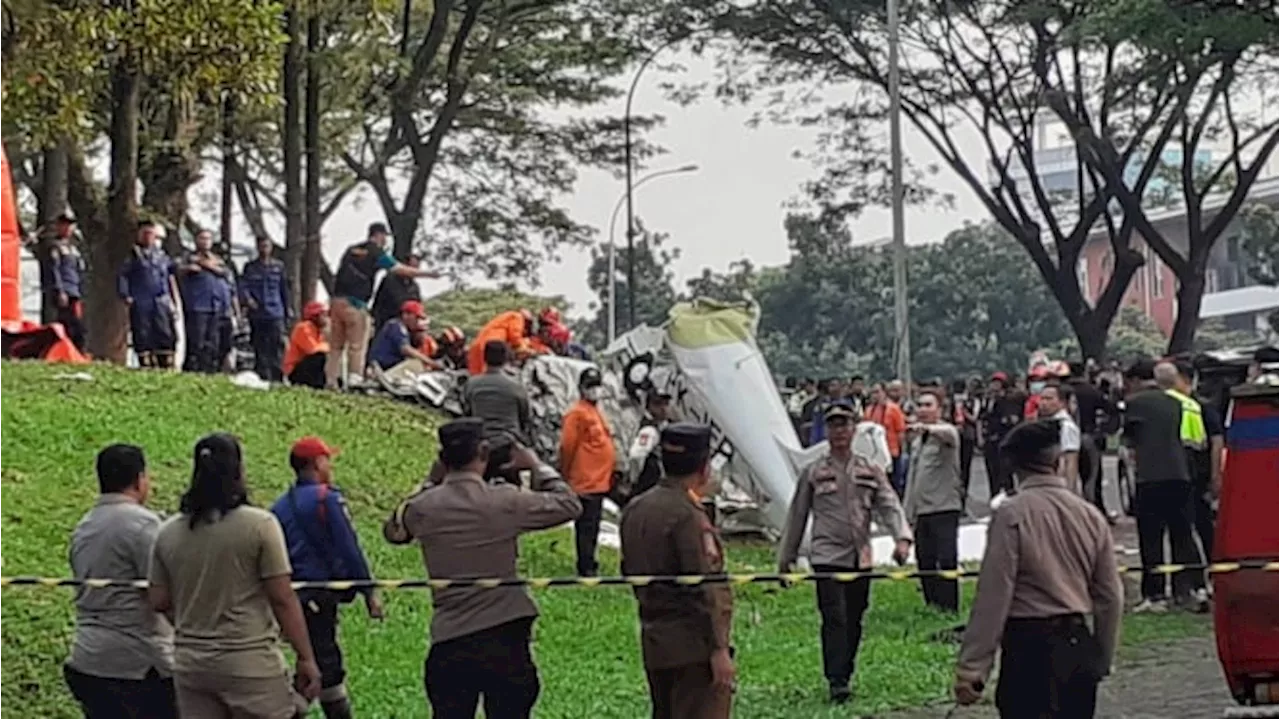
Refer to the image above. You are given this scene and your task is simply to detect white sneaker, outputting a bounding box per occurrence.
[1192,588,1211,613]
[1133,599,1168,614]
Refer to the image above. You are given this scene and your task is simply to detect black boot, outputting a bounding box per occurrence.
[321,697,353,719]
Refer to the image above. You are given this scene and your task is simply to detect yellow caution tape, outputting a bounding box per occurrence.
[1,562,1274,591]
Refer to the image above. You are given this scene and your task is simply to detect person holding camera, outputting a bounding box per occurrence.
[392,418,582,718]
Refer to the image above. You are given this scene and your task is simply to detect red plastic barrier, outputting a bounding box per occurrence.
[1,147,21,325]
[1213,383,1279,705]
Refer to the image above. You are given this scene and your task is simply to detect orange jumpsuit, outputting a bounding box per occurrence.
[467,310,534,375]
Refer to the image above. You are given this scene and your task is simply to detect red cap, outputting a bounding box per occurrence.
[291,436,338,460]
[302,301,327,320]
[401,300,427,318]
[539,307,561,324]
[990,371,1009,383]
[548,323,571,344]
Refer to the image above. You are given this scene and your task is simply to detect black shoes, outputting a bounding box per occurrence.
[828,684,852,704]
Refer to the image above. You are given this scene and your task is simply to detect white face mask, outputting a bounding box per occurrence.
[1029,380,1047,394]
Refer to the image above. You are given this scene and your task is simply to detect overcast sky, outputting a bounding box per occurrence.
[316,52,991,318]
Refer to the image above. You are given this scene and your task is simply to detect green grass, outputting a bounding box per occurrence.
[0,362,1209,717]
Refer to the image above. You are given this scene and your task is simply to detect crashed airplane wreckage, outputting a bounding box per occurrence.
[373,298,827,535]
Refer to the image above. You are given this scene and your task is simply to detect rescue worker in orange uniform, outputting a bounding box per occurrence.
[467,307,562,374]
[620,423,736,719]
[558,367,617,576]
[285,301,330,389]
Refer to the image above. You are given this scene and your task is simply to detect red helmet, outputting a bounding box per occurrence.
[538,307,561,325]
[548,323,572,345]
[302,301,327,321]
[439,326,465,345]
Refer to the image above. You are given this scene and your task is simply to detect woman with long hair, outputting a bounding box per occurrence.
[148,433,321,718]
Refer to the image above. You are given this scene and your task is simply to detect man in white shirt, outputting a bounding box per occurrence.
[1038,383,1081,493]
[66,444,176,718]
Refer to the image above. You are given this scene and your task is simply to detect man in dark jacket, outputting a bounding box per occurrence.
[44,210,87,350]
[118,221,180,369]
[240,236,290,381]
[177,230,230,373]
[371,253,423,331]
[326,223,438,389]
[462,341,533,443]
[270,436,381,719]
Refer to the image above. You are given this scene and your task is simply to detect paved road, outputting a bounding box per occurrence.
[880,636,1234,719]
[961,454,1124,521]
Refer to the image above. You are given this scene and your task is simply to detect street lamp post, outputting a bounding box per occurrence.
[624,37,684,332]
[607,164,699,344]
[888,0,911,389]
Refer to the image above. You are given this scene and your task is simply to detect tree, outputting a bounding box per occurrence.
[424,287,569,337]
[1238,202,1278,286]
[580,222,680,347]
[3,0,284,361]
[673,0,1277,359]
[337,0,666,282]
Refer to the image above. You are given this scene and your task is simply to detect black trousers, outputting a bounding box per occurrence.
[50,293,86,351]
[915,511,960,613]
[289,353,327,389]
[182,310,219,373]
[250,317,285,381]
[995,616,1102,719]
[575,493,606,576]
[1081,434,1107,515]
[1190,477,1216,565]
[813,564,872,689]
[1135,480,1204,601]
[424,617,540,719]
[302,596,346,690]
[129,301,176,356]
[216,316,233,371]
[64,664,177,719]
[983,444,1012,498]
[959,436,975,511]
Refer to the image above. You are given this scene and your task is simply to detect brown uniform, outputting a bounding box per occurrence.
[957,473,1123,718]
[620,478,733,719]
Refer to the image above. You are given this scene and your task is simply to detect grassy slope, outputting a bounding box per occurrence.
[0,362,1207,718]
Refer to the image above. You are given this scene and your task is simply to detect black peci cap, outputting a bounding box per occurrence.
[438,418,484,451]
[660,422,712,455]
[368,221,391,237]
[579,366,603,389]
[999,419,1061,464]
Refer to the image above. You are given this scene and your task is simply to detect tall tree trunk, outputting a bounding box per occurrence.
[301,11,322,305]
[219,94,235,257]
[90,57,142,363]
[1168,269,1206,355]
[37,141,69,323]
[282,5,304,315]
[140,94,201,256]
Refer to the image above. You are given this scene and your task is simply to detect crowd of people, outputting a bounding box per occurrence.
[29,216,589,386]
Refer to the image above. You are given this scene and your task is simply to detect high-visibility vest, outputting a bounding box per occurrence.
[1165,389,1207,449]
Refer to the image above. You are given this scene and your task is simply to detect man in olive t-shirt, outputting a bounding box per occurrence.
[149,506,308,719]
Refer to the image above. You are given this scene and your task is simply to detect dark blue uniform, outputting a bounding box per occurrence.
[178,252,227,373]
[270,477,373,696]
[240,257,290,380]
[117,246,176,367]
[47,240,86,350]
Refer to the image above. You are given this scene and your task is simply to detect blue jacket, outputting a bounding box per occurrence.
[117,246,174,306]
[240,258,290,320]
[178,253,228,314]
[270,476,373,594]
[49,241,84,298]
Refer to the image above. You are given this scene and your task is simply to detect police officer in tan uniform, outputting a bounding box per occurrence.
[620,423,735,719]
[385,418,582,718]
[954,419,1123,718]
[778,399,913,704]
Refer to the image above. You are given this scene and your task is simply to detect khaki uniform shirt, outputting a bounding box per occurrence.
[956,474,1123,683]
[619,479,733,669]
[68,494,175,679]
[903,424,963,524]
[149,506,293,678]
[401,470,582,645]
[778,451,913,571]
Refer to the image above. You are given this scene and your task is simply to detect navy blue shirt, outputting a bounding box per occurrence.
[368,319,411,369]
[49,241,84,298]
[239,258,290,320]
[178,253,227,314]
[213,273,235,318]
[270,476,373,591]
[117,246,174,305]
